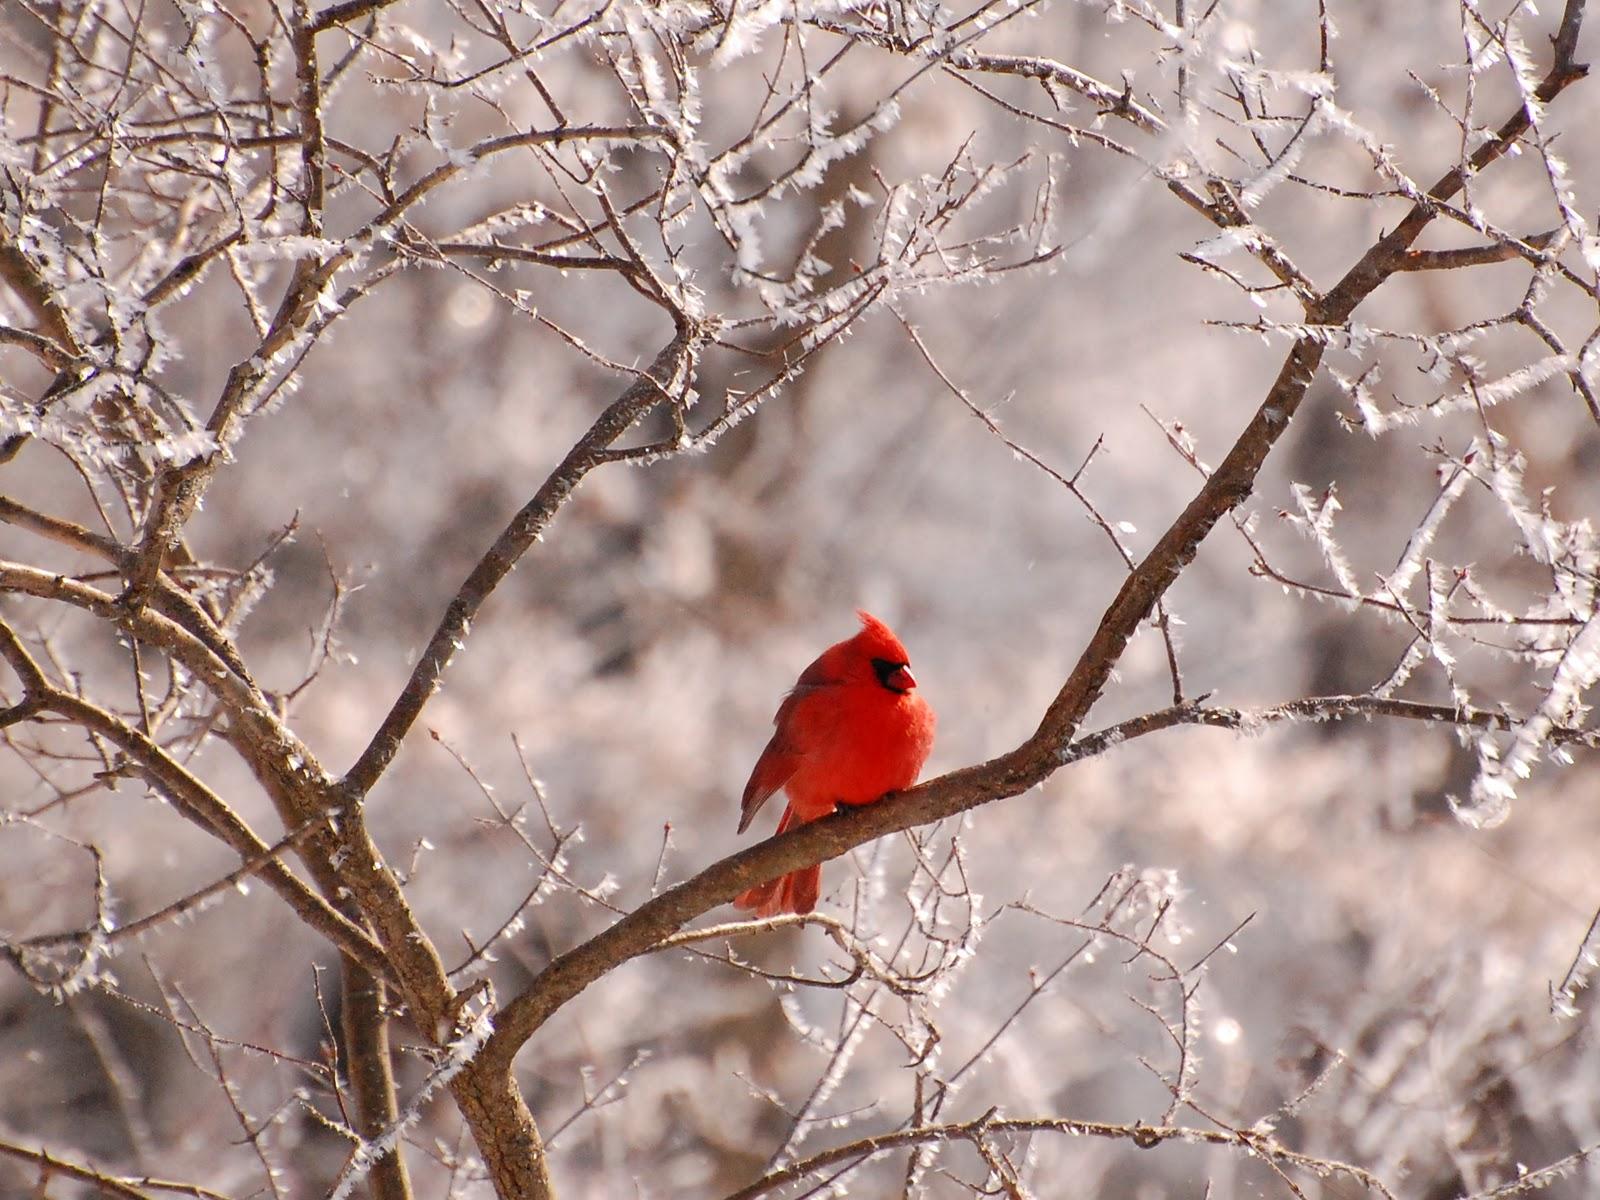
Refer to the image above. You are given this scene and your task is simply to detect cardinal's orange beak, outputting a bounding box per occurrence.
[886,664,917,692]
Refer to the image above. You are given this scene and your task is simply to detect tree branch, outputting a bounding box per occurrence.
[721,1111,1395,1200]
[342,326,701,798]
[0,1134,234,1200]
[0,620,393,982]
[1397,229,1561,271]
[484,671,1593,1069]
[309,0,408,34]
[0,237,82,355]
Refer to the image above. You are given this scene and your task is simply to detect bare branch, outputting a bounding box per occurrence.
[343,326,701,798]
[722,1111,1395,1200]
[484,672,1595,1068]
[0,619,391,981]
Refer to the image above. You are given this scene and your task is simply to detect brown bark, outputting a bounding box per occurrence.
[341,965,413,1200]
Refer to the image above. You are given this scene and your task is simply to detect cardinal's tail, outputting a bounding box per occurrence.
[733,864,820,917]
[733,806,821,917]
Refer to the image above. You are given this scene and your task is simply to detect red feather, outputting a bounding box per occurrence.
[734,612,936,917]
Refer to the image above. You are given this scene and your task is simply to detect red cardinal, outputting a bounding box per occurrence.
[734,611,936,917]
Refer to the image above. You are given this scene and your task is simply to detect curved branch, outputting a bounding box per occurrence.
[485,674,1594,1069]
[0,1135,233,1200]
[0,322,81,370]
[0,497,257,682]
[722,1111,1395,1200]
[0,561,299,772]
[0,621,391,980]
[0,238,83,355]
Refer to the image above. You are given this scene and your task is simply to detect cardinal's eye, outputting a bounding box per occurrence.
[871,657,911,691]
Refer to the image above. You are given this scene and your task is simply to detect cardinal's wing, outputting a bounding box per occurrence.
[736,657,836,833]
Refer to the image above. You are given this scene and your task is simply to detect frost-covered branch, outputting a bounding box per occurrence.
[722,1109,1397,1200]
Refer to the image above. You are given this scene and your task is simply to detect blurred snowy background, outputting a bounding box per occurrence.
[2,0,1599,1196]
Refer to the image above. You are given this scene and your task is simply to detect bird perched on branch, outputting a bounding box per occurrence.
[734,611,936,917]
